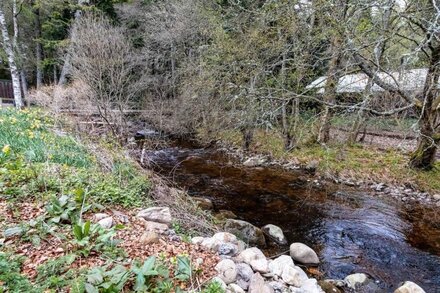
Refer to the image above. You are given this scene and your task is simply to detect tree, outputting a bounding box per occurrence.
[0,4,24,108]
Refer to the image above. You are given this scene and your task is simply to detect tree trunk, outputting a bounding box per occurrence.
[0,7,23,109]
[35,6,43,88]
[317,34,342,143]
[409,44,440,169]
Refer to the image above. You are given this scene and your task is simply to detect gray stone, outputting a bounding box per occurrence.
[237,247,267,272]
[219,243,239,256]
[225,219,266,246]
[140,231,159,244]
[243,157,265,167]
[269,255,294,277]
[394,281,426,293]
[212,232,238,244]
[318,280,343,293]
[93,213,110,222]
[97,217,114,229]
[191,236,205,245]
[215,259,238,284]
[432,194,440,201]
[289,242,319,265]
[228,283,245,293]
[236,263,254,290]
[137,207,171,225]
[262,224,287,245]
[143,220,169,233]
[344,273,369,289]
[268,281,288,293]
[3,227,24,238]
[248,272,274,293]
[281,265,308,287]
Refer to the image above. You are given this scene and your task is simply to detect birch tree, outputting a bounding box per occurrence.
[0,5,23,108]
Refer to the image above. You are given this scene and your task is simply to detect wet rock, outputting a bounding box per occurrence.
[215,210,238,221]
[225,219,266,246]
[269,255,294,277]
[344,273,369,289]
[248,272,274,293]
[289,242,319,265]
[193,197,214,210]
[281,265,308,287]
[262,224,287,245]
[93,213,110,222]
[140,231,159,244]
[318,280,343,293]
[137,207,171,225]
[143,220,169,234]
[98,217,114,229]
[236,263,254,290]
[215,259,238,284]
[228,283,245,293]
[394,281,425,293]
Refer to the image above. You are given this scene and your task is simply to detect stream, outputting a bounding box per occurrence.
[142,138,440,292]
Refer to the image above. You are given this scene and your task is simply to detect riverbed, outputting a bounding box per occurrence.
[142,139,440,292]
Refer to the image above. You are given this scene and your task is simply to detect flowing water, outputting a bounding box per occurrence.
[143,139,440,292]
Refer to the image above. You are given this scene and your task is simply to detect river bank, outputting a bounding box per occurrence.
[140,135,440,292]
[193,129,440,206]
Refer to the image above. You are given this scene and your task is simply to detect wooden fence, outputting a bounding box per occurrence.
[0,79,14,106]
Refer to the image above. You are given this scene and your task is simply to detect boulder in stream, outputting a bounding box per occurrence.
[289,242,320,265]
[262,224,287,245]
[224,219,266,246]
[394,281,426,293]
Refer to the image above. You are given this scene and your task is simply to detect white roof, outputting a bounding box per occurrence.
[306,68,433,94]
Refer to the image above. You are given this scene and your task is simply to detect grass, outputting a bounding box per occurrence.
[0,108,220,292]
[208,128,440,193]
[0,108,151,207]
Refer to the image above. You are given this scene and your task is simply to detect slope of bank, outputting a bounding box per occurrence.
[0,108,221,292]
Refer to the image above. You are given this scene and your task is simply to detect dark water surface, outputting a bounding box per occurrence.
[144,140,440,292]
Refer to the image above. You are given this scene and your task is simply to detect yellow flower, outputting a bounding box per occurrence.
[2,145,11,155]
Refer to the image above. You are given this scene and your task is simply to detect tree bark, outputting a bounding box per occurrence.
[409,43,440,169]
[0,7,23,109]
[34,6,43,88]
[318,34,342,143]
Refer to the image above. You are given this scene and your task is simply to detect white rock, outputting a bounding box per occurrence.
[93,213,110,222]
[289,242,319,265]
[269,255,294,277]
[394,281,426,293]
[212,232,238,244]
[216,259,238,284]
[344,273,369,289]
[137,207,171,225]
[248,272,274,293]
[201,237,222,250]
[300,278,325,293]
[98,217,114,229]
[219,243,239,256]
[250,258,269,273]
[281,265,308,287]
[237,247,266,264]
[191,236,205,245]
[228,283,245,293]
[262,224,287,245]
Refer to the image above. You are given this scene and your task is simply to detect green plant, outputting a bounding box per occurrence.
[86,265,130,293]
[0,253,37,292]
[202,280,226,293]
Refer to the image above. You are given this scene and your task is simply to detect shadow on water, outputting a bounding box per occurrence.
[144,140,440,292]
